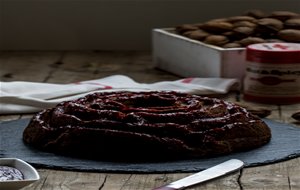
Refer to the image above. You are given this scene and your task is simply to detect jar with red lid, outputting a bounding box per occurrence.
[243,42,300,104]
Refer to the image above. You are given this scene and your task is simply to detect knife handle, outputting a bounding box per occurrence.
[152,186,177,190]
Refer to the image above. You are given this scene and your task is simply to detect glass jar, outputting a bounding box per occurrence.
[243,43,300,104]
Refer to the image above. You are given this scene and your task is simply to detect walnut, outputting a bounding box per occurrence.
[269,11,300,21]
[233,26,255,37]
[200,21,233,33]
[175,24,198,34]
[233,21,257,28]
[284,18,300,29]
[277,29,300,42]
[243,9,268,19]
[222,42,242,48]
[257,18,284,32]
[228,16,257,23]
[183,30,210,40]
[239,37,266,46]
[203,35,229,46]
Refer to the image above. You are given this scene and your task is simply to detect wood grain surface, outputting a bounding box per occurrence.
[0,51,299,190]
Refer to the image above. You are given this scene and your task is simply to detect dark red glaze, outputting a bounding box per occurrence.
[23,91,271,161]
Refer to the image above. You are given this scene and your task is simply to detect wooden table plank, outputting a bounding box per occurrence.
[0,51,62,82]
[241,158,300,190]
[46,51,179,84]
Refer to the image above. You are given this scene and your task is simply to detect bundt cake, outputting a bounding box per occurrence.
[23,91,271,160]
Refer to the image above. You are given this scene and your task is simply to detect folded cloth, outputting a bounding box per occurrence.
[0,75,240,114]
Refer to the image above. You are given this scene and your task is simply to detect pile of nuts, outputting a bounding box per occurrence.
[175,10,300,48]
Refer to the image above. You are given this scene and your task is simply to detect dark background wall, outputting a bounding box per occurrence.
[1,0,300,50]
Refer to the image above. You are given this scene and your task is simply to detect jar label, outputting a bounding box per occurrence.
[249,43,300,51]
[244,61,300,97]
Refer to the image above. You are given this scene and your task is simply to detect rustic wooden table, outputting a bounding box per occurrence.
[1,51,300,190]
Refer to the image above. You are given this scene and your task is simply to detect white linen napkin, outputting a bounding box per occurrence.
[0,75,239,114]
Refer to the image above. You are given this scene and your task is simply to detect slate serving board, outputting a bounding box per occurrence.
[1,118,300,173]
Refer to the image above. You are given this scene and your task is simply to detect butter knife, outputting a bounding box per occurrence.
[153,159,244,190]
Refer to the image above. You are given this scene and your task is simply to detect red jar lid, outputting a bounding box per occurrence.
[246,43,300,64]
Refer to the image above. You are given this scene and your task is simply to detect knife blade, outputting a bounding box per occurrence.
[153,159,244,190]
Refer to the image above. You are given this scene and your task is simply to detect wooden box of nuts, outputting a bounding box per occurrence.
[152,10,300,80]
